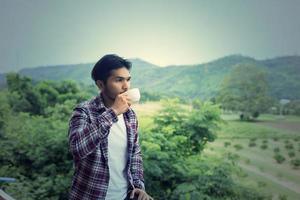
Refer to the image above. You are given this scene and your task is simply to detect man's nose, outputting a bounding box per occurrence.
[123,80,130,90]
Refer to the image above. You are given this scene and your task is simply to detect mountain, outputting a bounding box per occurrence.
[1,55,299,100]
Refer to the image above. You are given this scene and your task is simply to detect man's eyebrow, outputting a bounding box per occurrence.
[114,76,131,79]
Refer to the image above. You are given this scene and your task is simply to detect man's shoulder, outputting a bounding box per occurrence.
[74,96,99,111]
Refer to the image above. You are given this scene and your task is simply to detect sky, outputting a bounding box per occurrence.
[0,0,300,73]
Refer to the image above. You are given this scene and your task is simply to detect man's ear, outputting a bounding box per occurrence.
[96,80,104,90]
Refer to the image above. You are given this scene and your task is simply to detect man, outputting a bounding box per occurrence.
[68,54,152,200]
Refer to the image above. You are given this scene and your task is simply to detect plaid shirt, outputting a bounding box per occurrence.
[68,93,144,200]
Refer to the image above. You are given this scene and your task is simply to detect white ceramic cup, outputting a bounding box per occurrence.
[124,88,141,103]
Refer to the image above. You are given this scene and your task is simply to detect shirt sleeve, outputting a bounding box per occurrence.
[130,119,145,190]
[68,105,118,161]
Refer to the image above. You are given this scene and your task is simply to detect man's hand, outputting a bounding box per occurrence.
[130,188,153,200]
[111,93,131,115]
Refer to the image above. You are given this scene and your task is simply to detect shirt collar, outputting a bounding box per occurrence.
[94,92,107,112]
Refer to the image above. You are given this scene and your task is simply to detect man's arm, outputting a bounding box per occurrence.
[68,106,117,161]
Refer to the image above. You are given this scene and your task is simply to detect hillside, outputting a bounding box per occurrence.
[1,55,299,100]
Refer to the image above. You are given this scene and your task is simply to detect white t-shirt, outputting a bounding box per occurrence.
[106,114,129,200]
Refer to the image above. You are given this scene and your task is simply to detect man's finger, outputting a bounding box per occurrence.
[130,189,135,198]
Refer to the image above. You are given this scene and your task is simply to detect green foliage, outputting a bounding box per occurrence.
[287,151,295,158]
[273,154,286,164]
[233,144,243,150]
[0,74,270,200]
[0,74,87,199]
[5,73,89,116]
[6,73,44,115]
[0,92,10,136]
[217,63,271,121]
[278,194,288,200]
[141,99,266,199]
[140,91,161,102]
[248,141,256,147]
[290,159,300,168]
[285,143,294,150]
[0,111,73,199]
[260,144,268,150]
[224,141,231,147]
[262,139,268,144]
[273,147,280,153]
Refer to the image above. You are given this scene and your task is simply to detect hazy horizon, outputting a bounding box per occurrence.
[1,0,300,73]
[1,53,300,74]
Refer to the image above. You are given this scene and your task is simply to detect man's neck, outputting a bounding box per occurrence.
[101,92,114,108]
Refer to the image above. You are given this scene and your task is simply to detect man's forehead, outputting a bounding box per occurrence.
[110,67,131,77]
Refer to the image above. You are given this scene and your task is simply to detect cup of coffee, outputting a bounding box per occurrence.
[124,88,141,103]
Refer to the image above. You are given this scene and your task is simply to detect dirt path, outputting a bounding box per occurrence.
[239,163,300,195]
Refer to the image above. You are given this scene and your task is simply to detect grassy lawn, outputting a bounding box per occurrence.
[206,115,300,200]
[133,102,300,200]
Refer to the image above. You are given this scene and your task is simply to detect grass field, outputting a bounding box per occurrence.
[133,101,300,200]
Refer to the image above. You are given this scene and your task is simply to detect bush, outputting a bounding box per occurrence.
[290,159,300,168]
[226,152,240,161]
[284,139,290,144]
[279,194,288,200]
[233,144,243,150]
[257,181,267,187]
[248,141,256,147]
[285,143,294,150]
[273,147,280,153]
[260,144,268,150]
[288,151,295,158]
[262,139,268,144]
[274,154,286,164]
[224,141,231,147]
[273,137,279,141]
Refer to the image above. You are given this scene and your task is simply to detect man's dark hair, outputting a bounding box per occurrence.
[91,54,132,83]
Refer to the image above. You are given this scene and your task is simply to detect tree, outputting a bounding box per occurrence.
[141,99,268,199]
[142,99,222,199]
[6,73,44,115]
[217,63,271,120]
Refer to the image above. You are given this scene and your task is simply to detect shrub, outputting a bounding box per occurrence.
[260,144,268,150]
[273,147,280,153]
[224,141,231,147]
[290,159,300,168]
[262,139,268,144]
[273,137,279,141]
[288,151,295,158]
[257,181,267,187]
[233,144,243,150]
[279,194,288,200]
[284,139,290,144]
[274,154,286,164]
[250,138,257,142]
[248,141,256,147]
[227,152,240,161]
[285,143,294,150]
